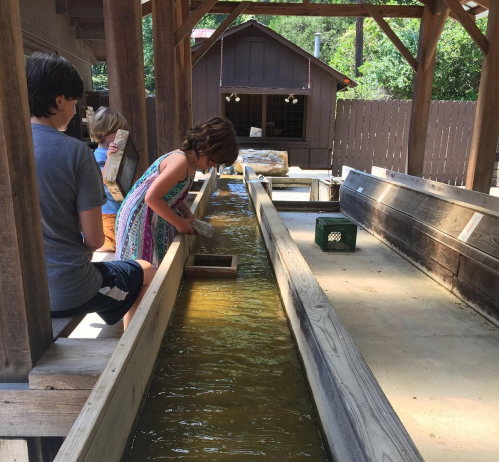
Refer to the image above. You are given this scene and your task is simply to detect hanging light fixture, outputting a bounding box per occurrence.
[226,93,234,102]
[234,93,240,102]
[292,96,298,104]
[285,94,297,103]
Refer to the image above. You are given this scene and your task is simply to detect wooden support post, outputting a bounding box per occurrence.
[0,0,53,382]
[153,0,177,155]
[103,0,149,176]
[406,4,440,177]
[310,178,319,201]
[465,1,499,192]
[175,0,193,146]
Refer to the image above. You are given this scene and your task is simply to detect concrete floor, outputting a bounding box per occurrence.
[278,210,499,462]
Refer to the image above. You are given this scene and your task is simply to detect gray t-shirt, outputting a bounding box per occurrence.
[32,123,107,311]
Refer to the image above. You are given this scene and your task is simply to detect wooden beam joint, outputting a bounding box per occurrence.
[443,0,489,54]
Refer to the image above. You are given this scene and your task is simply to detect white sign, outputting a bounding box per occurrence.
[457,212,484,243]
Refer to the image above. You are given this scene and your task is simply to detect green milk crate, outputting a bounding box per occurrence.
[315,217,357,252]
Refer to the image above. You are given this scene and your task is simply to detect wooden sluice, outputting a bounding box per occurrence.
[28,166,422,462]
[2,162,499,461]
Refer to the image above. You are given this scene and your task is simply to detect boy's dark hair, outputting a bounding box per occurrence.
[181,117,239,166]
[26,52,84,118]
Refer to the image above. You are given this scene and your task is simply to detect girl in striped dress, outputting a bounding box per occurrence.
[115,117,239,267]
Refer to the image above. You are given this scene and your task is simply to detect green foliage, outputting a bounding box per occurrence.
[266,16,355,62]
[143,15,155,94]
[331,14,487,101]
[90,16,155,93]
[91,62,108,91]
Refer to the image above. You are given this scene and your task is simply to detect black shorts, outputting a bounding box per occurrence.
[51,260,144,325]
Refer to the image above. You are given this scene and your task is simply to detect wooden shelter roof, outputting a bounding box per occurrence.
[190,19,357,88]
[54,0,490,63]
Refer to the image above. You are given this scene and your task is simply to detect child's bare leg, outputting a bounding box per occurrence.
[123,260,156,330]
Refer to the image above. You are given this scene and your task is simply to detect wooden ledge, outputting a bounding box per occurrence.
[244,164,423,462]
[29,338,119,390]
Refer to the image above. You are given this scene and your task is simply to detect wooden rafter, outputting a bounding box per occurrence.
[363,2,418,72]
[192,1,250,66]
[434,0,467,15]
[145,2,424,18]
[470,0,490,7]
[175,0,219,46]
[55,0,68,14]
[424,7,450,70]
[66,7,104,18]
[443,0,489,53]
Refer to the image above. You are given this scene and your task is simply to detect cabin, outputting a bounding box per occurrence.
[192,19,356,169]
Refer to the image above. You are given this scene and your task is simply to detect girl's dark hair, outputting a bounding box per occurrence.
[181,117,239,166]
[26,52,84,118]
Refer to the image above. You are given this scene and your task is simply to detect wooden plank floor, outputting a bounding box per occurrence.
[279,211,499,462]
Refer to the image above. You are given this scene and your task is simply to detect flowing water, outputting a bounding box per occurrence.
[126,179,328,461]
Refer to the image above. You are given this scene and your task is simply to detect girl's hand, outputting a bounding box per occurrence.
[176,218,195,235]
[107,142,118,155]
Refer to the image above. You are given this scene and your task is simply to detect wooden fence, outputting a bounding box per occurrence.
[332,99,476,186]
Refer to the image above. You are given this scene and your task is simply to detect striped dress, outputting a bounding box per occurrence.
[115,150,193,267]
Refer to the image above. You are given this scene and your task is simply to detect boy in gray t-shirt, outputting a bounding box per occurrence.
[27,52,155,330]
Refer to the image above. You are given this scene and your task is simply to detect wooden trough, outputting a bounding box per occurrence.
[342,168,499,326]
[10,167,431,462]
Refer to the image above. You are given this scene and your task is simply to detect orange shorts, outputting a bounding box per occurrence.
[102,213,117,251]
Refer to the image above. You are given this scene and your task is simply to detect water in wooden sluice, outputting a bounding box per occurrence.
[126,178,328,461]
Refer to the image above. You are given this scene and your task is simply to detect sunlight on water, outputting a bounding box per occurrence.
[126,179,328,461]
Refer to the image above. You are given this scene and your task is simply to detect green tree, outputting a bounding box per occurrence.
[331,14,487,101]
[91,62,108,91]
[143,15,155,94]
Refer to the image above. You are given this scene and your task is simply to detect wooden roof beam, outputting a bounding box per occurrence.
[468,0,489,9]
[418,0,475,21]
[55,0,68,14]
[66,7,104,18]
[192,1,250,66]
[443,0,489,53]
[363,3,418,72]
[175,0,219,46]
[153,2,424,18]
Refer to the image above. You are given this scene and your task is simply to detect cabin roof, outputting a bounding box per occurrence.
[192,19,357,88]
[192,29,215,39]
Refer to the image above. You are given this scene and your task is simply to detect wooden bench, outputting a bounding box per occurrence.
[51,315,85,341]
[341,169,499,326]
[29,338,119,390]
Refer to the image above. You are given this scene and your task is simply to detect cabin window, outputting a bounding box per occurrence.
[224,94,262,137]
[266,94,305,138]
[223,94,306,139]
